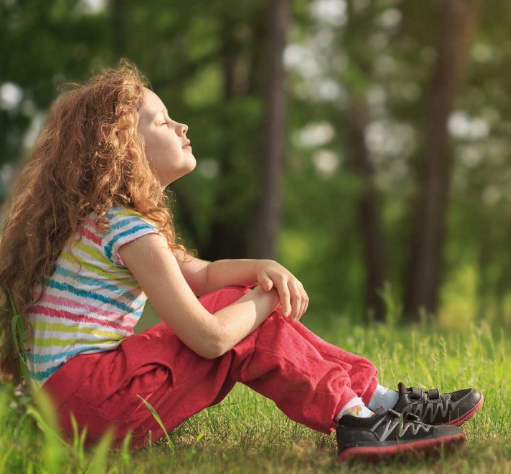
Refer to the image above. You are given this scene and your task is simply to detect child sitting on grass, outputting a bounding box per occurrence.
[0,59,483,462]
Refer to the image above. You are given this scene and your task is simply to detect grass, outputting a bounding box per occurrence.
[1,314,510,474]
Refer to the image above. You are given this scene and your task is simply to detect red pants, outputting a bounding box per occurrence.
[41,285,379,451]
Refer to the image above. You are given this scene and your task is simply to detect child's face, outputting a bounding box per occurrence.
[137,87,196,188]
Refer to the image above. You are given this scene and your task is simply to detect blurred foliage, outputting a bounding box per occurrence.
[2,0,511,327]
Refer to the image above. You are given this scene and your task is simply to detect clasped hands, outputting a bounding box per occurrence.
[254,259,309,323]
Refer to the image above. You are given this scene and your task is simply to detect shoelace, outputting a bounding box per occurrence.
[397,381,441,401]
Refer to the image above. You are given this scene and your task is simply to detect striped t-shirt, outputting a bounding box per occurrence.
[24,205,162,385]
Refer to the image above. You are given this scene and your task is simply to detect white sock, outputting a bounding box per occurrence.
[367,384,399,413]
[334,396,374,421]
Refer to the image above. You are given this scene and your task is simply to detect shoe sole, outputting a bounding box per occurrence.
[447,392,484,427]
[337,433,466,463]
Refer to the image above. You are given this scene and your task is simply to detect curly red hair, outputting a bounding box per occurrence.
[0,58,195,386]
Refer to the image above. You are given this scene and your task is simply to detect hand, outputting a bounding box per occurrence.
[254,259,309,322]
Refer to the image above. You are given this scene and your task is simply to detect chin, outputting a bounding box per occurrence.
[168,165,196,184]
[185,155,197,172]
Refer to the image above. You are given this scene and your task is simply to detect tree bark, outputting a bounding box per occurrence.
[246,8,269,97]
[201,11,248,260]
[404,0,482,319]
[247,0,291,259]
[347,99,388,322]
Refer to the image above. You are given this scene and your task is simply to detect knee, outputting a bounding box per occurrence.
[250,310,287,340]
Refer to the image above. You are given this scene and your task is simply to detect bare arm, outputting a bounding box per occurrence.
[213,284,281,356]
[206,259,261,293]
[119,233,281,359]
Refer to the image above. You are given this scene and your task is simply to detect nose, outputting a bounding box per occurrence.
[179,123,188,135]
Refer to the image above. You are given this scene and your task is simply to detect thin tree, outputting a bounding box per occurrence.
[347,98,388,321]
[248,0,291,259]
[404,0,482,319]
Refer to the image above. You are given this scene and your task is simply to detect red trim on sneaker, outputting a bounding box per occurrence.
[447,392,484,427]
[337,432,466,462]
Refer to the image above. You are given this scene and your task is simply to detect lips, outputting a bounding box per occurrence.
[183,140,191,148]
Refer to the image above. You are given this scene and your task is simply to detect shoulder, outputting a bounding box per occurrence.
[105,205,158,228]
[101,205,162,267]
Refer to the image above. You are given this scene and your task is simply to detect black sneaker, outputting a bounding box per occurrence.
[336,409,465,462]
[391,381,484,426]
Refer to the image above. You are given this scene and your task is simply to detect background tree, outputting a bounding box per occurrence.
[1,0,511,329]
[403,0,483,320]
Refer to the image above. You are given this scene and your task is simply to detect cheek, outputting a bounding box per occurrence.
[141,128,181,156]
[144,131,167,153]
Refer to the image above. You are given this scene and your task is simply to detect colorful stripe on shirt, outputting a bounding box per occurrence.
[25,205,161,385]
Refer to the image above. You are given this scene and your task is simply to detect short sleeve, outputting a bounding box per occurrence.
[102,207,161,268]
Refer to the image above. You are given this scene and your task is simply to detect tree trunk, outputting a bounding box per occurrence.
[246,8,269,97]
[347,99,388,322]
[404,0,482,319]
[201,12,248,260]
[247,0,291,259]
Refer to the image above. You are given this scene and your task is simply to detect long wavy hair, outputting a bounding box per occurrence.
[0,58,195,386]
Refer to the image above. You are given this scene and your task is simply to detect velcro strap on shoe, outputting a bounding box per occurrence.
[410,387,423,399]
[427,388,440,399]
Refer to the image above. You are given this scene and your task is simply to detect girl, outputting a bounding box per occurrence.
[0,59,483,462]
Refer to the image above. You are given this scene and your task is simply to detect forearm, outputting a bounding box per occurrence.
[213,285,281,357]
[206,259,267,293]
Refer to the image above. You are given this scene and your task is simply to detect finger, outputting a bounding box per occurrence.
[278,279,291,317]
[293,281,308,322]
[301,291,309,320]
[302,289,309,317]
[296,282,307,321]
[260,272,273,291]
[289,281,302,322]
